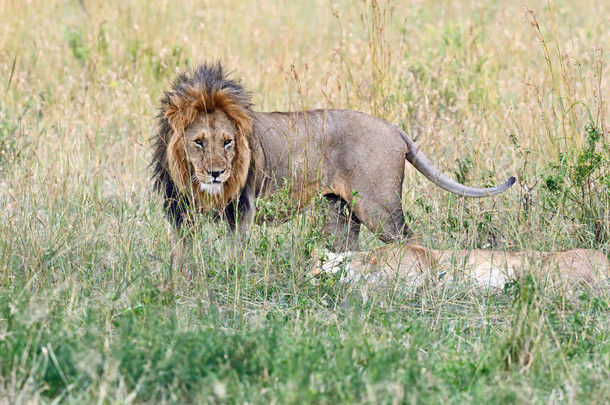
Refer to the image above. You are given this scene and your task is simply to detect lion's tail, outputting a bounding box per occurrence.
[400,131,516,198]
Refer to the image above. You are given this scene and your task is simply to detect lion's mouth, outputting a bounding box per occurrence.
[200,181,224,195]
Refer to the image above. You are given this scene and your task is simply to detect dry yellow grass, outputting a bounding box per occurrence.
[1,1,610,402]
[1,1,607,200]
[0,0,607,280]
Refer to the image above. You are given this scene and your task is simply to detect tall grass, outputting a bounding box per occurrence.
[0,0,609,403]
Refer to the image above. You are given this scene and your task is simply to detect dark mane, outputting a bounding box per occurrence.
[151,62,254,228]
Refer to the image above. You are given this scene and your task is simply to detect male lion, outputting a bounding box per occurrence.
[152,63,515,251]
[314,244,610,290]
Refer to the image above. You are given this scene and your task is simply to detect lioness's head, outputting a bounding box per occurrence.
[156,63,254,208]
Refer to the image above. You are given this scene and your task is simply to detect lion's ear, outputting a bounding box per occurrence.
[214,89,253,138]
[167,130,191,191]
[164,94,190,134]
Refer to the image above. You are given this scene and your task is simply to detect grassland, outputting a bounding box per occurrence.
[1,0,609,403]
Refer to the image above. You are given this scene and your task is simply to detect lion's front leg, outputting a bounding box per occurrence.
[170,230,194,282]
[223,183,255,243]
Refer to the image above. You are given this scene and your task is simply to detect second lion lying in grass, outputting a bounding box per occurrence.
[314,243,609,290]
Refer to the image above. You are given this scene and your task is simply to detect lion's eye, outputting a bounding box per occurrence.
[194,139,204,147]
[224,139,233,147]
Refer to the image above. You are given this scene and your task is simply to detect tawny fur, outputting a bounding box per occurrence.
[314,244,610,289]
[161,65,252,211]
[152,62,514,251]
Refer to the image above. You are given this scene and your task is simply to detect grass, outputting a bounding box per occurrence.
[1,0,609,403]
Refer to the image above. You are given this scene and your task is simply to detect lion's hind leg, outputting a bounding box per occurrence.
[353,197,414,245]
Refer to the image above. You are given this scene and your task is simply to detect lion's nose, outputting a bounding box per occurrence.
[210,170,224,179]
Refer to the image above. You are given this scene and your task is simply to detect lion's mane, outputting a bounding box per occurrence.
[151,63,254,228]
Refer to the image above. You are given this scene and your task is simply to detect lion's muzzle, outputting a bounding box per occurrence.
[197,169,230,195]
[200,181,224,195]
[209,170,224,180]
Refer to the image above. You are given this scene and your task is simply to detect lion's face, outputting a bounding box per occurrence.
[183,111,239,196]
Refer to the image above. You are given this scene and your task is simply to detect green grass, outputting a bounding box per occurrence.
[1,0,609,403]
